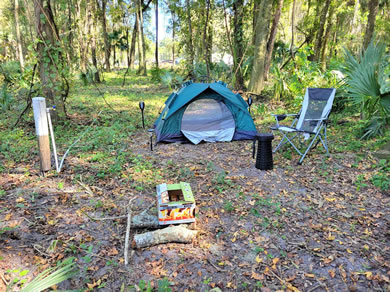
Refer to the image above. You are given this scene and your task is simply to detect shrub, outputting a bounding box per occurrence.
[342,40,390,139]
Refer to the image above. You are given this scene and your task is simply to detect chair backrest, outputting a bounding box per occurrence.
[296,88,336,133]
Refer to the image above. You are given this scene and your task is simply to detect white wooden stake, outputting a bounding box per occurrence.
[32,97,51,172]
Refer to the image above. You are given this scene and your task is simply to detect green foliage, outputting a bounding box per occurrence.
[150,66,164,82]
[79,67,99,86]
[371,159,390,191]
[342,41,390,139]
[268,44,340,105]
[223,200,235,212]
[0,83,12,110]
[161,70,184,91]
[6,260,78,292]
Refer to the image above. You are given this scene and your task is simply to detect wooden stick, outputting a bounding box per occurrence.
[124,206,132,266]
[124,197,136,266]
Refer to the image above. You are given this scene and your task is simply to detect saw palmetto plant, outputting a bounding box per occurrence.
[7,261,78,292]
[342,40,390,139]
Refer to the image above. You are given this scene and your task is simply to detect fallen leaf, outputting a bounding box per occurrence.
[256,255,262,263]
[16,197,25,203]
[329,269,336,278]
[365,271,373,280]
[326,232,335,241]
[272,257,280,265]
[286,283,300,292]
[251,271,264,280]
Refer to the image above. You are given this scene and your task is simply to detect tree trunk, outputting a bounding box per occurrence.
[320,2,334,70]
[113,45,116,68]
[233,0,245,90]
[314,0,331,61]
[98,0,110,72]
[351,0,359,35]
[129,20,137,69]
[185,0,194,78]
[136,1,146,75]
[14,0,24,71]
[33,0,65,120]
[91,0,100,82]
[222,0,234,64]
[290,0,296,59]
[66,0,73,66]
[203,0,210,79]
[363,0,379,49]
[80,1,91,73]
[252,0,260,46]
[155,0,159,68]
[140,1,147,75]
[207,0,213,67]
[248,0,273,95]
[171,10,175,68]
[264,0,283,80]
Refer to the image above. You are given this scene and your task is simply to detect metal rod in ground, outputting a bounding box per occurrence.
[32,97,51,172]
[141,111,145,129]
[46,108,59,172]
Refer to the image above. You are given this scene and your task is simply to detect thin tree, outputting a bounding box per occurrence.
[97,0,110,72]
[185,0,194,78]
[171,9,176,67]
[363,0,379,49]
[91,0,100,82]
[248,0,273,95]
[320,2,335,70]
[155,0,159,68]
[203,0,210,79]
[136,0,146,75]
[264,0,284,80]
[233,0,244,90]
[14,0,24,71]
[314,0,331,61]
[290,0,296,59]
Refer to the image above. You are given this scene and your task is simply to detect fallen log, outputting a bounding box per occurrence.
[131,214,159,229]
[133,225,198,248]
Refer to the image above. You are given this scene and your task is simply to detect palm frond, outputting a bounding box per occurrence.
[20,262,78,292]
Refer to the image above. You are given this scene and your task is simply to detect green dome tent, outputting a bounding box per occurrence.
[153,81,257,144]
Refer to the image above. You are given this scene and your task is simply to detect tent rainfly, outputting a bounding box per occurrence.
[153,81,258,144]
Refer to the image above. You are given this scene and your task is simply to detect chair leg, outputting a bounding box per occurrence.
[298,131,322,164]
[273,132,300,153]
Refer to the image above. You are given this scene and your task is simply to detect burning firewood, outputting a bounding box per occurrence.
[133,225,198,248]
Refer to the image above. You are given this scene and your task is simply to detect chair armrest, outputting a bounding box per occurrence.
[271,113,298,122]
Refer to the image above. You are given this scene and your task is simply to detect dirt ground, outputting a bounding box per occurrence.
[0,131,389,291]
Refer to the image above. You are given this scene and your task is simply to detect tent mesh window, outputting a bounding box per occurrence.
[181,99,235,132]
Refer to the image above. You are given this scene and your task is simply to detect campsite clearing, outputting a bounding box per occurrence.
[0,73,389,291]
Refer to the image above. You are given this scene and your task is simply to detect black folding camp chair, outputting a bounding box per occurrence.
[270,88,336,164]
